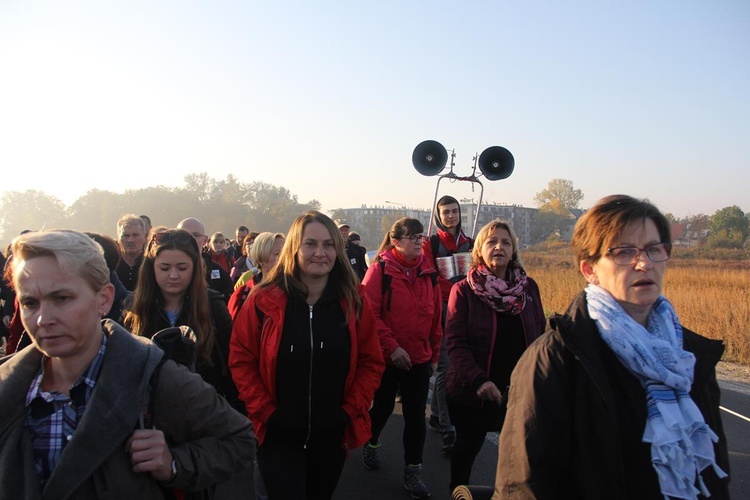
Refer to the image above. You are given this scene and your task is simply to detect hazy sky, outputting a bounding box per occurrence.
[1,1,748,218]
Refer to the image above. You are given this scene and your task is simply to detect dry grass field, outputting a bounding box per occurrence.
[522,248,750,365]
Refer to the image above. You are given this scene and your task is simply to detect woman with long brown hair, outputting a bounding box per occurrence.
[124,229,243,413]
[229,211,384,499]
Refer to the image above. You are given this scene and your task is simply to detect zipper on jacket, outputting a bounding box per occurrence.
[304,304,314,449]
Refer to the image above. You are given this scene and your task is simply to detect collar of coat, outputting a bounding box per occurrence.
[0,320,164,499]
[549,291,724,394]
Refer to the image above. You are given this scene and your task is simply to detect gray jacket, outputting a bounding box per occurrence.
[0,320,256,500]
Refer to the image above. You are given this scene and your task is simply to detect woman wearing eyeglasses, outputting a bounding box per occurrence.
[229,211,384,499]
[360,217,443,499]
[495,195,729,499]
[124,229,244,415]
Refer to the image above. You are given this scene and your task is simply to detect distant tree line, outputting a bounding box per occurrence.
[664,206,750,249]
[530,179,749,249]
[0,173,320,245]
[2,174,746,251]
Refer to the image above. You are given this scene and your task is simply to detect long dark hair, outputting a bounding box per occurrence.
[124,229,214,364]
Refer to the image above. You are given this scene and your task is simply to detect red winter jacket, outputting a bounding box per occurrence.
[229,284,384,448]
[361,250,443,365]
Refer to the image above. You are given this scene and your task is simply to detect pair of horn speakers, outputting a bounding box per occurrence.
[412,140,514,181]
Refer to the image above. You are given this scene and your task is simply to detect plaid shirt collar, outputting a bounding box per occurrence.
[26,332,108,407]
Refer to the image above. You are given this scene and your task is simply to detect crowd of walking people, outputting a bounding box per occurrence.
[0,195,731,500]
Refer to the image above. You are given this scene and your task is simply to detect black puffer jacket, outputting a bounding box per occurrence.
[494,291,730,500]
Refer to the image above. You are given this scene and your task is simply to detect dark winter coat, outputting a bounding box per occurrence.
[0,320,255,500]
[143,289,243,414]
[494,291,730,500]
[202,253,233,303]
[445,278,546,408]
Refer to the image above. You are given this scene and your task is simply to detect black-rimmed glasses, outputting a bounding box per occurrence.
[399,234,426,245]
[606,243,672,266]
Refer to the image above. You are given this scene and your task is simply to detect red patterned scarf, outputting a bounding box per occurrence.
[467,263,528,315]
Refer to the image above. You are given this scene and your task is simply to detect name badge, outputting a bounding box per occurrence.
[211,269,221,280]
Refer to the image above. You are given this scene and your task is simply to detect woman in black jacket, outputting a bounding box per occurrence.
[124,229,242,414]
[495,195,729,499]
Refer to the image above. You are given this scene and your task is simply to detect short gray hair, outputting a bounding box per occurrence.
[116,214,145,235]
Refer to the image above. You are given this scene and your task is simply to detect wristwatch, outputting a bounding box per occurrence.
[169,459,177,481]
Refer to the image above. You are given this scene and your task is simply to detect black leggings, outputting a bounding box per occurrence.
[257,438,346,499]
[368,362,431,465]
[448,399,506,490]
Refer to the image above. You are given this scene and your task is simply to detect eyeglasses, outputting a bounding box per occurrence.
[151,230,199,251]
[606,243,672,266]
[399,234,425,245]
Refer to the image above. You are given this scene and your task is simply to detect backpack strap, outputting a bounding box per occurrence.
[379,259,437,309]
[430,234,441,259]
[378,260,393,312]
[139,358,167,430]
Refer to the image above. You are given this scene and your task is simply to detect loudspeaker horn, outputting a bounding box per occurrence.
[412,140,448,177]
[478,146,514,181]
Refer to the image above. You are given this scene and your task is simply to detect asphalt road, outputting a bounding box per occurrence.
[192,377,750,499]
[718,379,750,499]
[333,378,750,500]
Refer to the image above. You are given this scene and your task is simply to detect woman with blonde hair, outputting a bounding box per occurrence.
[444,219,545,492]
[229,211,384,499]
[227,231,285,320]
[1,229,254,499]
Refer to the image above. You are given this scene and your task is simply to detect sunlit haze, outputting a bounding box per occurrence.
[1,1,748,218]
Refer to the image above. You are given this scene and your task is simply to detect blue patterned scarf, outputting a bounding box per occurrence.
[585,285,726,499]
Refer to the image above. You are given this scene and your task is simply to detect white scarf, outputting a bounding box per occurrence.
[585,285,726,499]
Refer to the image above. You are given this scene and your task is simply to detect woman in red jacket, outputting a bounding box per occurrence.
[361,217,443,500]
[229,211,384,500]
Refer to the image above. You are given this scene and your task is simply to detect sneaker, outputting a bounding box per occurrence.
[428,415,440,432]
[404,463,430,498]
[441,430,456,454]
[362,442,380,470]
